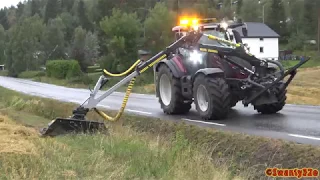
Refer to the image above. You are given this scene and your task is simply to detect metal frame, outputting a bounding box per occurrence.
[82,35,191,110]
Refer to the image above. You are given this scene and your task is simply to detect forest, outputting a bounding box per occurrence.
[0,0,319,77]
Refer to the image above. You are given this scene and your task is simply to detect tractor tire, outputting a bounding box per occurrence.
[193,74,231,120]
[156,64,192,114]
[254,83,287,114]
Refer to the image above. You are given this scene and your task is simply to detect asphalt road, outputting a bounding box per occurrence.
[1,76,320,146]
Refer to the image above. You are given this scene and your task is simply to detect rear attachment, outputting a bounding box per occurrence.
[40,106,107,137]
[40,118,107,137]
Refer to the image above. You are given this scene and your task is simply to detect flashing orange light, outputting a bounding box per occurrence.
[179,18,199,26]
[180,19,190,25]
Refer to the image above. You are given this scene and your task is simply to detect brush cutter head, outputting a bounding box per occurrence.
[39,118,108,137]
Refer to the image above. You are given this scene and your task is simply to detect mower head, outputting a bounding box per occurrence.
[40,118,107,137]
[40,107,108,137]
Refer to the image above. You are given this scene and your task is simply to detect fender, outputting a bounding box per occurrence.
[195,68,224,76]
[193,68,224,82]
[155,55,187,78]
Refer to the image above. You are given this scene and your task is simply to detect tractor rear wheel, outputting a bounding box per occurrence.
[254,83,287,114]
[156,64,191,114]
[193,74,231,120]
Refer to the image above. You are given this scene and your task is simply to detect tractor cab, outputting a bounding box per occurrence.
[172,18,247,45]
[170,18,249,76]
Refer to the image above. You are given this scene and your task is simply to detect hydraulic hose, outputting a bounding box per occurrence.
[103,59,141,77]
[94,77,136,122]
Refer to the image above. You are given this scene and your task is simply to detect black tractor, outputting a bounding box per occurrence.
[154,19,309,120]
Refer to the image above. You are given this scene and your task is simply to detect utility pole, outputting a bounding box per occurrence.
[259,0,266,23]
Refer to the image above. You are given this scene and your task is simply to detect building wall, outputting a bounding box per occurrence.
[242,38,279,60]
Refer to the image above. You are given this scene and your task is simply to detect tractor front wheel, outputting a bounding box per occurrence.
[156,64,191,114]
[193,74,231,120]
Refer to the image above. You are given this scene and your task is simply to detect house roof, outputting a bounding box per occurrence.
[233,22,280,38]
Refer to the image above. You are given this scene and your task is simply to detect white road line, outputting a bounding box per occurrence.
[182,118,226,127]
[100,105,111,108]
[127,109,152,115]
[288,134,320,141]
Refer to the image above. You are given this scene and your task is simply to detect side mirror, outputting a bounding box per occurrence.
[242,27,248,37]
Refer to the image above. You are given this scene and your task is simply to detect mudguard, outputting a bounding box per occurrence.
[193,68,224,82]
[195,68,224,76]
[155,56,187,78]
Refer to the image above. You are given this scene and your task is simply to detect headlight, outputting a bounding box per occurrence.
[188,50,203,64]
[221,22,228,29]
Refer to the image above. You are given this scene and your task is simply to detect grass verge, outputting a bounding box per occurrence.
[0,87,245,180]
[286,67,320,105]
[0,86,320,179]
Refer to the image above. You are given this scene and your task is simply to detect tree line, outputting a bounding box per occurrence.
[0,0,318,77]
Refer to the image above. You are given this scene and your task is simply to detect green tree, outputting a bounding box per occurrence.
[31,0,41,16]
[286,0,304,35]
[302,0,318,39]
[16,2,25,19]
[44,0,61,23]
[6,15,45,76]
[84,32,100,65]
[144,2,176,53]
[59,12,79,43]
[6,7,18,28]
[0,9,9,30]
[42,17,66,61]
[100,9,142,72]
[266,0,287,42]
[62,0,75,12]
[77,0,92,31]
[94,0,119,23]
[0,25,5,64]
[236,0,243,17]
[240,0,260,22]
[70,26,90,72]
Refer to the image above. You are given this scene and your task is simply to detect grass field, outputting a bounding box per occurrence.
[1,86,320,179]
[0,114,242,180]
[0,87,246,180]
[286,67,320,105]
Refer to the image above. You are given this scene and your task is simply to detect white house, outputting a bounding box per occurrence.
[234,22,280,60]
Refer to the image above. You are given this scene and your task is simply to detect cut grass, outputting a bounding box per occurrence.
[0,86,320,179]
[0,101,245,180]
[286,67,320,105]
[1,114,245,180]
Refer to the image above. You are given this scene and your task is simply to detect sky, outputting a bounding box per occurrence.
[0,0,22,9]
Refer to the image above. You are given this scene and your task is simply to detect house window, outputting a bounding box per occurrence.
[260,47,264,53]
[260,38,264,41]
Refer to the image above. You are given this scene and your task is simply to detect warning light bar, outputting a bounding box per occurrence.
[179,18,199,26]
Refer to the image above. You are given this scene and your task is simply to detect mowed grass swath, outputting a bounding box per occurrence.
[0,86,247,180]
[0,86,320,179]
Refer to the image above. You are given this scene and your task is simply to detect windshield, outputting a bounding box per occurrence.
[198,30,230,47]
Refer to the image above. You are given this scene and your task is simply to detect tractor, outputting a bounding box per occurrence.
[154,18,308,120]
[39,17,310,137]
